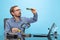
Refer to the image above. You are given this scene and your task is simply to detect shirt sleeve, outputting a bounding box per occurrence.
[4,20,11,38]
[25,13,38,23]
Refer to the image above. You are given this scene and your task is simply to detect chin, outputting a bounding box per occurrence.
[18,16,21,17]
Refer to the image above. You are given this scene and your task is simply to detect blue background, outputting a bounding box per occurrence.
[0,0,60,40]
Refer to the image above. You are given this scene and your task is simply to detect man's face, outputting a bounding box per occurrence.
[12,7,21,17]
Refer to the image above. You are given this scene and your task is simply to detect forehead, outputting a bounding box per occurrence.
[14,7,20,10]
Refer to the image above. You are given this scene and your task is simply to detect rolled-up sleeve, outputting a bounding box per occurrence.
[25,13,38,23]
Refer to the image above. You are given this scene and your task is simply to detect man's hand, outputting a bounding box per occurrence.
[12,28,21,33]
[31,8,37,14]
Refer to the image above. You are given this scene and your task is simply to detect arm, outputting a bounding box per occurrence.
[25,8,38,23]
[25,13,38,23]
[4,20,11,38]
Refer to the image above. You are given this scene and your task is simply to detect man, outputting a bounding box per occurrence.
[5,5,38,40]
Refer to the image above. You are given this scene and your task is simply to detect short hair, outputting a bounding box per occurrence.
[10,5,18,16]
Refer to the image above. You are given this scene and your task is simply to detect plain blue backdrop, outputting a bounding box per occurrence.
[0,0,60,40]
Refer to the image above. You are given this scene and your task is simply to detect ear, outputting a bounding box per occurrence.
[11,12,14,16]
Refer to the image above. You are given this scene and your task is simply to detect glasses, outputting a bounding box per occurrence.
[14,9,21,12]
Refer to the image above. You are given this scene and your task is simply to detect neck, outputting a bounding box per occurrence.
[14,16,20,22]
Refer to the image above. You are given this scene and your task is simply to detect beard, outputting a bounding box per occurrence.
[14,12,21,18]
[19,12,21,17]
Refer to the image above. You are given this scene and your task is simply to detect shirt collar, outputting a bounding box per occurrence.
[12,17,22,22]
